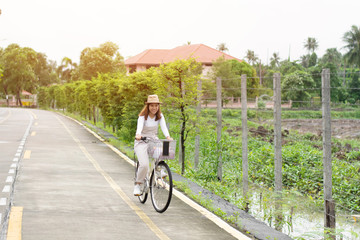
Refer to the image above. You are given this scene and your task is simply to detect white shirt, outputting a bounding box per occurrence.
[136,113,170,137]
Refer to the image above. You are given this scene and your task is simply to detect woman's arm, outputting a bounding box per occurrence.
[160,114,173,140]
[135,116,145,140]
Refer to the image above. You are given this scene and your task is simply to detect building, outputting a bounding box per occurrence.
[125,44,242,75]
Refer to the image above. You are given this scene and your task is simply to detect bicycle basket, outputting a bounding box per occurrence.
[148,140,176,160]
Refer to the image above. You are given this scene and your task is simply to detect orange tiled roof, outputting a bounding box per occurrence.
[125,44,241,65]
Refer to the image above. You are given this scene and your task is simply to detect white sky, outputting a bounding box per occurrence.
[0,0,359,65]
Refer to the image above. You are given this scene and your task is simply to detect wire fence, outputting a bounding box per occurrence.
[187,69,360,238]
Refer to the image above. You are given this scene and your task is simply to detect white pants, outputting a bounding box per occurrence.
[134,142,149,183]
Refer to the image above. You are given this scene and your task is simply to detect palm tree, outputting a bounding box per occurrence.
[304,37,319,54]
[217,43,228,52]
[270,52,280,68]
[320,48,342,67]
[245,50,258,66]
[60,57,76,82]
[342,25,360,68]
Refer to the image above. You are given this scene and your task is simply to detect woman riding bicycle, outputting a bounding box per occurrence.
[134,94,173,196]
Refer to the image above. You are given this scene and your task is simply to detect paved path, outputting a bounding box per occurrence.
[0,108,249,240]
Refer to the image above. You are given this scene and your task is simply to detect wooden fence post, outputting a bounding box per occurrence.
[273,73,283,230]
[273,73,282,193]
[322,68,336,238]
[241,75,248,206]
[216,77,222,181]
[194,79,202,169]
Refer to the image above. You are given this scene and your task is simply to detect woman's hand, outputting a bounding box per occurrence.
[135,134,142,141]
[166,136,173,141]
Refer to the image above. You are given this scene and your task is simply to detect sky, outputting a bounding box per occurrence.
[0,0,359,66]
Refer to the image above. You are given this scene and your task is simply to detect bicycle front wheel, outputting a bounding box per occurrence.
[150,161,173,213]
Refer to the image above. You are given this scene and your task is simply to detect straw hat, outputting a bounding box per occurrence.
[145,95,162,104]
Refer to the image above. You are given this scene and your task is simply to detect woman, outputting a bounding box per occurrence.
[134,94,173,196]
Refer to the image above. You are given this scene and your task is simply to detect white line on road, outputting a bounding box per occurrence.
[9,169,15,174]
[13,158,18,162]
[11,163,17,168]
[2,185,10,193]
[6,176,13,183]
[0,198,6,206]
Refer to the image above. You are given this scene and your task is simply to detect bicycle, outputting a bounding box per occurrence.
[134,137,176,213]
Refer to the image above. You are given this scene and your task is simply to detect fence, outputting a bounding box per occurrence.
[189,69,360,239]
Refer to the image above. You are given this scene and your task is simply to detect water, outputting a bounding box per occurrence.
[246,188,360,239]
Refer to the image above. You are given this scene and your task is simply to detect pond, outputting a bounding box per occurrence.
[247,187,360,239]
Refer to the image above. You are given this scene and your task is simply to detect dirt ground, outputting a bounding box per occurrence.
[279,119,360,139]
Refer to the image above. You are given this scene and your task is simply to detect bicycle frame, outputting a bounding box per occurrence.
[134,137,175,213]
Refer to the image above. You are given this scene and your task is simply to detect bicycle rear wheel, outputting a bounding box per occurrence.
[135,161,148,203]
[150,161,173,213]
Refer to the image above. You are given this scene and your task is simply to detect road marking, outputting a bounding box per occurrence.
[31,131,36,136]
[2,185,10,193]
[23,150,31,159]
[11,163,17,168]
[0,198,6,206]
[28,110,38,120]
[9,169,15,174]
[57,116,170,240]
[7,206,23,240]
[6,176,13,183]
[13,158,19,162]
[0,109,11,124]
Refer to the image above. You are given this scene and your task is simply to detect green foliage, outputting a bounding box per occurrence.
[206,57,259,99]
[281,70,315,107]
[347,70,360,103]
[1,44,37,104]
[74,41,126,80]
[117,69,157,142]
[155,58,202,174]
[342,25,360,68]
[320,48,343,68]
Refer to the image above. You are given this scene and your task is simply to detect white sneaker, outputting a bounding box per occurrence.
[133,184,141,196]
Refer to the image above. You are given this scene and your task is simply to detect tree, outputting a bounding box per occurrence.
[320,48,343,67]
[281,70,315,107]
[34,53,59,87]
[342,25,360,68]
[208,57,258,101]
[59,57,77,82]
[75,42,126,80]
[304,37,319,54]
[300,55,310,68]
[348,71,360,103]
[1,44,38,106]
[217,43,228,52]
[245,50,258,66]
[155,59,202,175]
[270,52,281,69]
[308,52,318,67]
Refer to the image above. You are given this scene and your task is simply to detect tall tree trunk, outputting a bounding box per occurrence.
[180,105,186,175]
[93,105,96,125]
[16,91,23,107]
